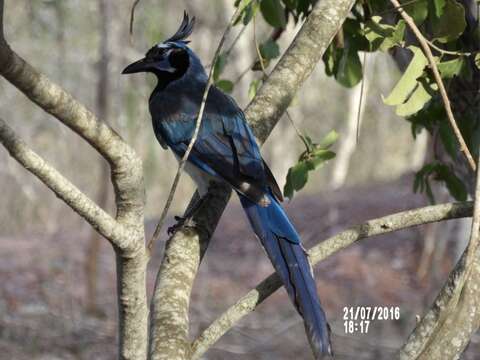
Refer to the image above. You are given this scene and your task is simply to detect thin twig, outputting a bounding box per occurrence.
[206,24,248,69]
[147,7,245,251]
[390,0,476,171]
[129,0,141,41]
[464,150,480,276]
[0,118,128,247]
[356,51,368,143]
[425,38,473,57]
[376,0,424,16]
[190,201,473,359]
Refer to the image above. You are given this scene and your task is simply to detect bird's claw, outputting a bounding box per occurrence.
[167,216,196,235]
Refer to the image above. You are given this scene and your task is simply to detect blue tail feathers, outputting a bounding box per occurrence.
[239,192,332,358]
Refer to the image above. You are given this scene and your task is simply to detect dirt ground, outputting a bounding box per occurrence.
[0,175,478,359]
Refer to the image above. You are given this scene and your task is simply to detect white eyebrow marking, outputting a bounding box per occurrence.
[157,42,174,49]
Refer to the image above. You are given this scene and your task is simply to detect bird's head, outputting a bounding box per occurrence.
[122,12,196,79]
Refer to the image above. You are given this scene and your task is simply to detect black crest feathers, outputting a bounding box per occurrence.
[167,11,195,43]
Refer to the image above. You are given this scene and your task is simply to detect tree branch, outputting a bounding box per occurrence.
[0,118,126,246]
[191,201,473,359]
[148,183,231,360]
[245,0,355,142]
[399,155,480,359]
[0,0,145,249]
[0,1,148,359]
[147,1,356,359]
[390,0,476,172]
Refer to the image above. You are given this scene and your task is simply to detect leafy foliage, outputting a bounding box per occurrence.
[212,53,235,93]
[320,0,478,200]
[284,131,338,199]
[260,0,287,28]
[231,0,478,201]
[414,162,468,203]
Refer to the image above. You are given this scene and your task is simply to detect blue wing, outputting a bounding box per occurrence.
[151,86,283,203]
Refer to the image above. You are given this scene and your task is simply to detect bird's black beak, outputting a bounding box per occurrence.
[122,58,148,74]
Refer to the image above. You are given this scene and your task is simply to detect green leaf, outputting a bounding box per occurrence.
[430,0,466,43]
[435,164,467,201]
[438,119,458,158]
[402,0,428,25]
[383,46,428,106]
[322,45,336,76]
[284,0,298,10]
[380,21,406,52]
[474,54,480,70]
[318,130,339,149]
[234,0,255,25]
[335,46,362,88]
[300,134,314,152]
[216,79,234,93]
[260,0,286,28]
[260,39,280,60]
[437,57,464,78]
[213,53,227,82]
[396,77,438,116]
[444,173,468,201]
[414,163,437,203]
[414,162,467,202]
[248,79,262,100]
[284,129,338,199]
[242,3,254,25]
[342,18,370,52]
[433,0,446,17]
[306,150,336,170]
[283,161,309,199]
[364,16,405,52]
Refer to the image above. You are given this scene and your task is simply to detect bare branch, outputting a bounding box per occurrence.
[390,0,476,172]
[0,1,149,358]
[0,0,145,247]
[129,0,141,39]
[0,118,126,246]
[191,201,473,359]
[148,1,356,358]
[399,155,480,359]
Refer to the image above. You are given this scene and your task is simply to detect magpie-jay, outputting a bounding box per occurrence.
[122,13,332,358]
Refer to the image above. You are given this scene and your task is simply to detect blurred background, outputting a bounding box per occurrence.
[0,0,477,359]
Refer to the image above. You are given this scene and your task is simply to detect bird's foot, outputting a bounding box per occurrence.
[167,215,197,235]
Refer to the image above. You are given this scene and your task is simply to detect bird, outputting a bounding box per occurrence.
[122,12,332,358]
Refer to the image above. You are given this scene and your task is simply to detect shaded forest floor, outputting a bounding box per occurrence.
[0,174,478,359]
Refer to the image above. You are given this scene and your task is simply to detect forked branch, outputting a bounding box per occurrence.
[191,201,473,359]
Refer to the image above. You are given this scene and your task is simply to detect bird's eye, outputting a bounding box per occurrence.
[146,47,167,60]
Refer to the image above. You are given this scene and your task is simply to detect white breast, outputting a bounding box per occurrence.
[174,154,216,197]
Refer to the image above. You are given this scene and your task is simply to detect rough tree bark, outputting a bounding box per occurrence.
[0,1,149,358]
[399,155,480,360]
[389,1,480,358]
